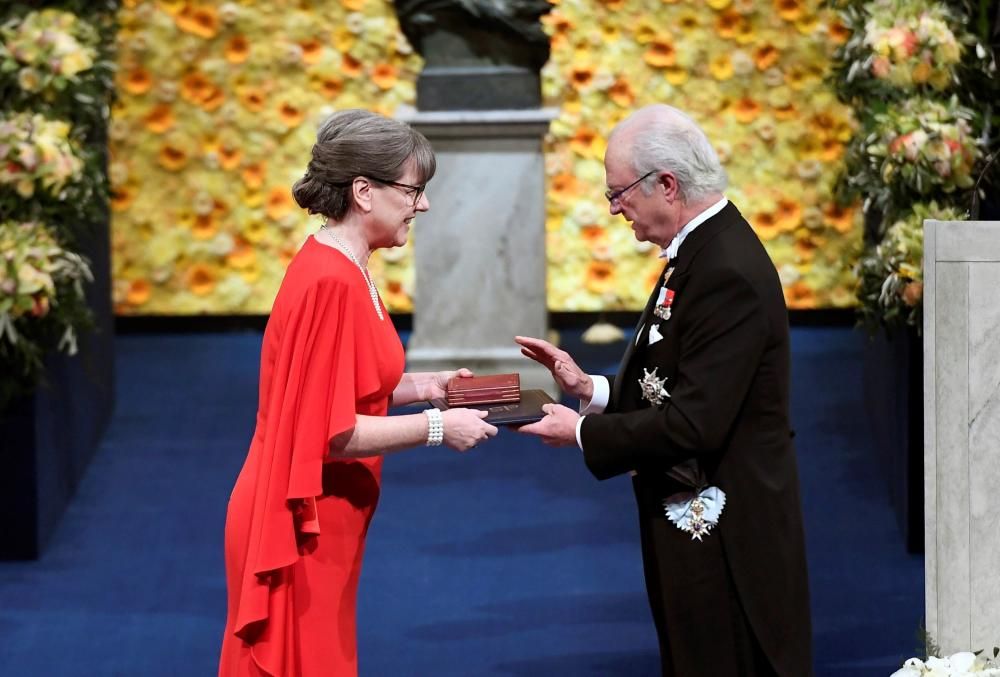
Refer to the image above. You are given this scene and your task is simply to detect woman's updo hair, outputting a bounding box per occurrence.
[292,109,436,220]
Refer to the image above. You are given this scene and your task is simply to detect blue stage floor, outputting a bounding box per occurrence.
[0,326,923,676]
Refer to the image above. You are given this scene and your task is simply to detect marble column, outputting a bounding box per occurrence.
[923,219,1000,653]
[400,109,558,396]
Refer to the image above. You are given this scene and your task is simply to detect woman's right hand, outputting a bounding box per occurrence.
[440,408,498,451]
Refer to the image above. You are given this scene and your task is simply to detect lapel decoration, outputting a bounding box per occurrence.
[652,267,676,321]
[638,367,670,405]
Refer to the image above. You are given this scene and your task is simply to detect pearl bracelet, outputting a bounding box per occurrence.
[424,408,444,447]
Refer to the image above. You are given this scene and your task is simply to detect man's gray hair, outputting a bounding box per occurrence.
[615,104,728,204]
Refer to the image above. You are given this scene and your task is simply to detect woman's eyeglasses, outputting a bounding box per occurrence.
[370,178,425,207]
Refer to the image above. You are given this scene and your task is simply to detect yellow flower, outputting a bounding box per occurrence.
[664,66,689,85]
[774,0,804,22]
[709,54,733,80]
[707,0,732,9]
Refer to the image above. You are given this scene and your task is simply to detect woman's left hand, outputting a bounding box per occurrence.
[425,368,473,401]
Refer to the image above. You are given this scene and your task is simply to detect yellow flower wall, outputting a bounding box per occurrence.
[111,0,859,314]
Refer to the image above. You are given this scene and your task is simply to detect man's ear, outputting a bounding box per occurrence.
[657,171,679,203]
[352,177,374,213]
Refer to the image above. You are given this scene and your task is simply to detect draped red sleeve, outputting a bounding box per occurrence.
[231,275,383,644]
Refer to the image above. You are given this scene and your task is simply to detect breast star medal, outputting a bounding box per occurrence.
[638,367,670,405]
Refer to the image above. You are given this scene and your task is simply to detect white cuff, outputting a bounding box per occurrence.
[576,415,586,451]
[579,375,609,415]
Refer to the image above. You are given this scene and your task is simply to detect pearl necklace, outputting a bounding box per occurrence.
[320,225,384,321]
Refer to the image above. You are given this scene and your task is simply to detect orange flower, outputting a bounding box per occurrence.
[382,279,411,310]
[644,37,676,68]
[187,264,217,296]
[200,85,225,111]
[158,142,189,171]
[820,138,843,162]
[318,76,343,99]
[122,66,153,94]
[111,185,134,212]
[226,238,257,269]
[569,126,603,158]
[584,261,615,294]
[219,144,243,171]
[581,225,608,246]
[224,35,250,64]
[794,237,818,262]
[266,187,294,221]
[242,161,266,189]
[827,18,851,44]
[716,10,741,39]
[754,44,780,70]
[774,0,803,22]
[237,86,266,112]
[175,4,219,39]
[569,65,595,90]
[731,97,762,124]
[608,78,634,107]
[300,38,324,65]
[773,102,797,120]
[784,281,815,308]
[752,210,781,240]
[191,212,218,240]
[125,279,152,306]
[144,104,174,134]
[277,100,305,128]
[180,71,213,104]
[542,12,573,48]
[550,173,580,200]
[823,202,856,234]
[341,54,363,78]
[775,198,802,231]
[371,63,398,90]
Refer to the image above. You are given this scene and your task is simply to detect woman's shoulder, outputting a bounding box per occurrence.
[274,237,368,309]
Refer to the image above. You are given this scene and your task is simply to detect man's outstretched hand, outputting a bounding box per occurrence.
[515,336,593,402]
[517,403,580,447]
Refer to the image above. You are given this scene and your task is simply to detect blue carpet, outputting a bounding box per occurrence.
[0,327,923,676]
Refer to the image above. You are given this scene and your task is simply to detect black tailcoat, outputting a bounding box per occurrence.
[580,202,812,677]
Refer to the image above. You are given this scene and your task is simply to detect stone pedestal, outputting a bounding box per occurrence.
[923,219,1000,652]
[400,109,557,397]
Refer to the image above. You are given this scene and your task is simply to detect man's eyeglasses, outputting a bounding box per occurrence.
[370,177,426,207]
[605,170,657,205]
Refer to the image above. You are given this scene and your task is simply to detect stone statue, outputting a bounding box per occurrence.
[393,0,554,110]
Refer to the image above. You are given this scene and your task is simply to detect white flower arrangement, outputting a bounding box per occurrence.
[892,650,1000,677]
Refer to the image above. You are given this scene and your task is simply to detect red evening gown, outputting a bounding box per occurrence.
[219,236,405,677]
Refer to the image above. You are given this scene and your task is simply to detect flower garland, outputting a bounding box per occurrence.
[0,3,115,410]
[831,0,997,331]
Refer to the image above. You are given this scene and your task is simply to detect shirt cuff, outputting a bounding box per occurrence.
[579,375,609,415]
[576,415,586,450]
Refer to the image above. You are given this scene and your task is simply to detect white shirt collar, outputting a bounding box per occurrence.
[661,196,728,260]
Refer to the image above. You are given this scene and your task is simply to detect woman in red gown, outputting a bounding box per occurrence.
[218,110,498,677]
